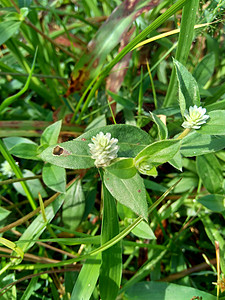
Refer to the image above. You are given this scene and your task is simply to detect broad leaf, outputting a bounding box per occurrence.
[42,163,66,193]
[173,58,200,116]
[40,125,152,169]
[198,110,225,135]
[104,169,148,220]
[134,140,181,175]
[13,170,47,198]
[3,137,36,150]
[62,179,85,231]
[124,281,217,300]
[196,153,223,194]
[105,158,137,179]
[198,194,225,212]
[181,131,225,157]
[4,137,40,160]
[40,120,62,147]
[193,53,215,86]
[10,143,40,160]
[125,219,156,240]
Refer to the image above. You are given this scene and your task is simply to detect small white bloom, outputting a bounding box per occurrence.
[88,132,119,167]
[182,105,209,129]
[0,161,18,178]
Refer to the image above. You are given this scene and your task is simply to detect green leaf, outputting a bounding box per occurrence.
[9,143,40,160]
[107,90,135,110]
[85,115,106,132]
[42,163,66,193]
[3,137,36,150]
[0,21,21,45]
[124,281,217,300]
[70,254,101,300]
[13,170,47,199]
[125,219,156,240]
[40,125,152,170]
[181,131,225,157]
[193,53,215,86]
[62,179,85,231]
[134,140,181,175]
[168,151,183,171]
[20,276,39,300]
[198,194,225,212]
[105,158,137,179]
[173,58,200,116]
[163,0,200,107]
[196,153,223,194]
[40,120,62,147]
[104,169,148,220]
[99,182,122,300]
[198,110,225,135]
[149,112,168,140]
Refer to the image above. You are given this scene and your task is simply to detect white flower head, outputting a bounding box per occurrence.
[182,105,209,129]
[88,132,119,167]
[0,161,18,178]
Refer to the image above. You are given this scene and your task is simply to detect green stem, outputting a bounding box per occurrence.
[176,128,191,139]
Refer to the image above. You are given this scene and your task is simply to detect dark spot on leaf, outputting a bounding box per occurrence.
[106,178,109,180]
[137,143,140,145]
[52,146,71,156]
[53,146,64,156]
[81,138,87,141]
[138,189,141,193]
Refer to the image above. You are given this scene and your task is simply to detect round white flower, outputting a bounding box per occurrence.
[182,105,209,129]
[88,132,119,167]
[0,161,18,178]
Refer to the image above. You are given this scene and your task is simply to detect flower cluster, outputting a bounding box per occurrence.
[182,105,209,129]
[88,132,119,167]
[0,161,18,178]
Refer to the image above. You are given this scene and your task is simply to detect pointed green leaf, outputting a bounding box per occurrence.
[181,131,225,157]
[62,179,85,231]
[42,163,66,193]
[134,140,181,175]
[126,219,156,240]
[149,112,168,140]
[196,153,223,194]
[198,194,225,212]
[13,170,47,199]
[40,120,62,147]
[99,183,122,300]
[70,254,101,300]
[9,143,40,160]
[104,170,148,220]
[193,53,215,86]
[173,58,200,116]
